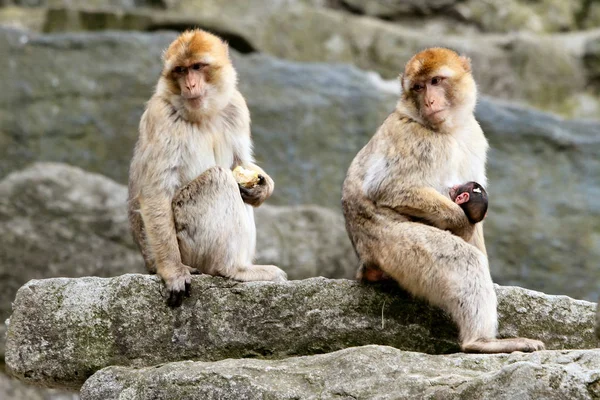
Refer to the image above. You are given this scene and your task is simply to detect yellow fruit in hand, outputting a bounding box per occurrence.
[233,166,260,188]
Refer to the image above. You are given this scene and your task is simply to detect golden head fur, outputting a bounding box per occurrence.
[158,29,237,120]
[399,47,477,131]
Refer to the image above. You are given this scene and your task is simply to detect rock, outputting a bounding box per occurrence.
[0,162,358,357]
[475,98,600,301]
[2,6,600,116]
[255,205,357,280]
[584,37,600,90]
[1,0,168,7]
[0,28,598,301]
[597,300,600,340]
[0,162,144,358]
[454,0,583,34]
[340,0,593,34]
[5,274,596,389]
[80,345,600,400]
[0,6,45,31]
[0,28,171,184]
[0,27,393,205]
[1,29,599,295]
[342,0,459,18]
[0,370,78,400]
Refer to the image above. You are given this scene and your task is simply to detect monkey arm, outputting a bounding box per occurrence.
[374,186,474,241]
[237,163,274,207]
[469,222,487,256]
[138,193,183,268]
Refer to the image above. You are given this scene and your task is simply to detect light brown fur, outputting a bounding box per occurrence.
[128,29,285,307]
[342,48,544,353]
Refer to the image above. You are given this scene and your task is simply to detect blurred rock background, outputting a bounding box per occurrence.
[0,0,598,397]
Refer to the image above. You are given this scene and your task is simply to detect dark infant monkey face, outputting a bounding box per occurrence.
[450,181,488,224]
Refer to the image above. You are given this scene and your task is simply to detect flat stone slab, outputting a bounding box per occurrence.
[80,345,600,400]
[5,274,596,389]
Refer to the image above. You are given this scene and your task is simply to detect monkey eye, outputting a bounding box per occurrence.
[412,83,424,92]
[173,66,185,74]
[191,63,207,70]
[431,76,445,85]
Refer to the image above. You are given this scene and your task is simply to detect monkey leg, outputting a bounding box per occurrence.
[127,201,156,273]
[172,166,287,282]
[356,262,392,283]
[363,221,544,353]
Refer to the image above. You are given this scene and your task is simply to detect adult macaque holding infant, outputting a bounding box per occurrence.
[342,47,544,353]
[128,29,286,307]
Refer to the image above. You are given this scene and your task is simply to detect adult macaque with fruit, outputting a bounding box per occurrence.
[128,29,286,307]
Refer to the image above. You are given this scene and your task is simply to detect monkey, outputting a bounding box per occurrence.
[342,48,545,353]
[128,29,287,307]
[450,181,488,224]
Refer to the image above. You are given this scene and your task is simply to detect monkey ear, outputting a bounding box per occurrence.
[222,40,230,56]
[459,55,472,73]
[455,192,470,205]
[399,73,409,93]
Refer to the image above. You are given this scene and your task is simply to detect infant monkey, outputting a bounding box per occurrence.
[450,182,488,224]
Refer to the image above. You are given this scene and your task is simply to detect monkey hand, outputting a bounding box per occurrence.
[233,166,260,188]
[445,205,475,242]
[239,174,273,207]
[450,219,475,242]
[161,262,200,307]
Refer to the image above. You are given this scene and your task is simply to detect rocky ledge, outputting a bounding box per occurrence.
[80,345,600,400]
[5,274,596,389]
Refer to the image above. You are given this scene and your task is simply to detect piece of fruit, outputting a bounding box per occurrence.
[233,166,260,188]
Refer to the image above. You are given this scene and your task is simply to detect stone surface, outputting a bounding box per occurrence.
[476,98,600,300]
[597,300,600,340]
[80,345,600,400]
[5,274,596,389]
[2,6,600,116]
[255,205,357,280]
[0,28,598,301]
[0,162,144,358]
[340,0,595,34]
[0,162,357,357]
[0,369,78,400]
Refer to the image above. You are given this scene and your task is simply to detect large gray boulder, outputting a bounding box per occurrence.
[255,205,357,280]
[0,162,357,357]
[0,371,77,400]
[0,29,598,299]
[597,300,600,340]
[341,0,599,34]
[3,4,599,117]
[5,274,596,389]
[4,0,600,34]
[0,28,392,200]
[0,162,144,358]
[476,98,600,300]
[80,345,600,400]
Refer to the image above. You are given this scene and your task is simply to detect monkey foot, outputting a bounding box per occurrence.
[184,265,201,274]
[162,264,193,308]
[462,337,545,353]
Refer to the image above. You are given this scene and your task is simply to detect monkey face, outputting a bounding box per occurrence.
[161,29,237,116]
[172,63,207,104]
[400,48,477,129]
[410,75,450,124]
